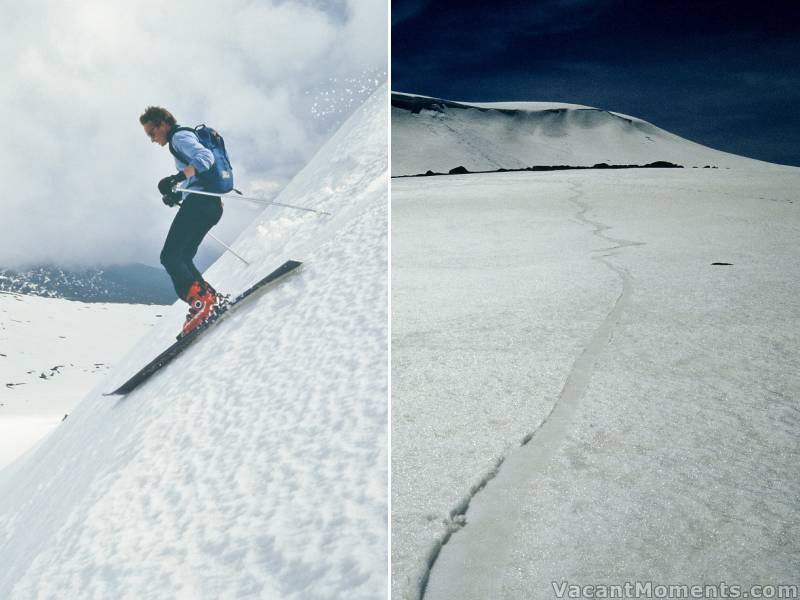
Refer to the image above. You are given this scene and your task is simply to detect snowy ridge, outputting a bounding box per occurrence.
[392,92,782,176]
[0,84,387,599]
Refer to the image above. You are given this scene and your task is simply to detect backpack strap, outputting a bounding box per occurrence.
[167,125,197,165]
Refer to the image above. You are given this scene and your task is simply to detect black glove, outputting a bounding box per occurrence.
[157,172,187,195]
[162,191,182,207]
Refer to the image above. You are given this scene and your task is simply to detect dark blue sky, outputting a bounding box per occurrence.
[393,0,800,166]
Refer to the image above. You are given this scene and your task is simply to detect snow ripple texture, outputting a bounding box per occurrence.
[0,84,388,599]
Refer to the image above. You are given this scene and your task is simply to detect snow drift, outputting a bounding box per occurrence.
[0,84,388,599]
[391,92,778,176]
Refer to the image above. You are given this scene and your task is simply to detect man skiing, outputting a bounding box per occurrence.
[139,106,228,336]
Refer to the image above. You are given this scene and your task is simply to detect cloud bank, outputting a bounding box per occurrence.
[0,0,387,268]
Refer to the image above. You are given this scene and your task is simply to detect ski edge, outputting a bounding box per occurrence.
[103,260,303,396]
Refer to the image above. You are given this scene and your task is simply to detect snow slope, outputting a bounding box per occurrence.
[0,83,388,599]
[392,167,800,600]
[391,92,779,176]
[0,294,161,469]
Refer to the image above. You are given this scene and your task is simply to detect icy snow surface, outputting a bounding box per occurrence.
[392,166,800,600]
[0,294,161,469]
[0,84,387,599]
[391,93,781,176]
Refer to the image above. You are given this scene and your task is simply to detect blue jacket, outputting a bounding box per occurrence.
[171,130,215,191]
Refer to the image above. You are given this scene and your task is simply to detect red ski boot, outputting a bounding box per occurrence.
[202,281,229,310]
[181,280,219,336]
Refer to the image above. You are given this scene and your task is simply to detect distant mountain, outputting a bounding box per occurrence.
[0,264,175,305]
[392,92,777,176]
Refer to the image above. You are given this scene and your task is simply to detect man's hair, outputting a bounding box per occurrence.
[139,106,177,128]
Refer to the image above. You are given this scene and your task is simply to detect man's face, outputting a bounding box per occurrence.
[143,121,170,146]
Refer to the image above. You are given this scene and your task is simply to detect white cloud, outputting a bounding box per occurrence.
[0,0,387,268]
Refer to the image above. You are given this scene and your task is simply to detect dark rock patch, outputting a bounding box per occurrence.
[395,161,684,178]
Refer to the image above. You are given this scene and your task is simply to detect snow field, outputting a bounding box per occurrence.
[393,168,800,600]
[0,293,162,469]
[0,84,387,599]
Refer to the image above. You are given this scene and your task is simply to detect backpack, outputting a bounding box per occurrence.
[168,124,234,193]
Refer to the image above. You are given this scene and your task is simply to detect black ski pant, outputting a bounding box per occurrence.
[160,194,223,301]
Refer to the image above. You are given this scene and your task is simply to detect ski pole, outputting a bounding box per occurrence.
[172,198,252,266]
[176,188,332,216]
[206,232,251,266]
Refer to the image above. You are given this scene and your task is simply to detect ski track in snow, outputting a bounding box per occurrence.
[391,172,623,600]
[419,180,644,600]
